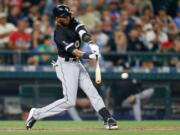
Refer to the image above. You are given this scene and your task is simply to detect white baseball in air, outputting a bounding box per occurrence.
[121,72,128,79]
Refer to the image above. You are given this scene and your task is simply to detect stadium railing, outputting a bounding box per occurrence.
[0,50,180,80]
[0,50,180,65]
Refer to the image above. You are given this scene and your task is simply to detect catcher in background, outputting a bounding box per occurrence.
[26,4,118,130]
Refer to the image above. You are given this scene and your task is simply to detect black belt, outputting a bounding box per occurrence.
[65,57,79,62]
[58,56,79,62]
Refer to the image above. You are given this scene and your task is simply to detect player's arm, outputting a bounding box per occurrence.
[72,49,98,60]
[73,18,100,53]
[72,49,85,57]
[73,18,92,43]
[54,30,99,59]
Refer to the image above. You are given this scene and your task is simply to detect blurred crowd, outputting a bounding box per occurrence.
[0,0,180,67]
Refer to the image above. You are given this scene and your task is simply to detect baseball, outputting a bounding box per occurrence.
[121,72,129,79]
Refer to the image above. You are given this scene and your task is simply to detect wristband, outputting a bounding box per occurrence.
[82,52,91,59]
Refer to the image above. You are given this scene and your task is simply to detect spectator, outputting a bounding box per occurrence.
[68,1,79,16]
[120,0,139,24]
[169,38,180,67]
[107,28,127,53]
[8,18,30,51]
[168,22,179,37]
[142,24,157,51]
[38,0,47,15]
[173,38,180,53]
[107,1,120,28]
[140,6,154,25]
[159,40,174,53]
[154,23,168,48]
[105,28,128,68]
[40,14,51,33]
[113,29,128,69]
[9,0,23,8]
[118,9,135,34]
[101,9,113,36]
[159,24,178,53]
[7,6,24,25]
[94,0,106,14]
[44,25,54,37]
[174,7,180,32]
[135,0,154,16]
[0,12,16,49]
[1,0,20,13]
[44,0,61,26]
[44,0,61,15]
[27,5,41,28]
[78,4,101,32]
[28,35,55,65]
[127,27,155,68]
[8,18,30,64]
[116,29,128,68]
[127,28,147,52]
[37,13,55,49]
[156,7,174,34]
[30,21,44,49]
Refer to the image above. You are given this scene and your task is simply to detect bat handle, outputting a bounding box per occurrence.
[96,54,98,60]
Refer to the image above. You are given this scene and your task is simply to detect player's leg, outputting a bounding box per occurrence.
[132,94,142,121]
[78,63,118,129]
[68,107,82,121]
[133,88,154,121]
[26,60,80,129]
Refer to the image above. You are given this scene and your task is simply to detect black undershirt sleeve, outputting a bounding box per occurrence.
[54,30,76,53]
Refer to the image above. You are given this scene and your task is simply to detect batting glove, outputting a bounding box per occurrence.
[89,43,100,54]
[89,52,101,60]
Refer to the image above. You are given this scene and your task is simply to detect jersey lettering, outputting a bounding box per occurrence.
[75,40,80,48]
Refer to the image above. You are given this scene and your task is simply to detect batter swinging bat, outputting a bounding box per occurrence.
[95,55,101,84]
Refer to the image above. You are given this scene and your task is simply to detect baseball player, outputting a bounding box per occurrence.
[26,4,118,130]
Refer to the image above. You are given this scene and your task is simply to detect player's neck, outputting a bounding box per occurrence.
[56,23,69,27]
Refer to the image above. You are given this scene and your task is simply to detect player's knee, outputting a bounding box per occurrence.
[66,100,76,108]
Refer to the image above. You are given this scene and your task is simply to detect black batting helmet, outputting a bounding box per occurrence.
[53,4,72,17]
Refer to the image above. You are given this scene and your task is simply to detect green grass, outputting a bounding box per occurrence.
[0,121,179,135]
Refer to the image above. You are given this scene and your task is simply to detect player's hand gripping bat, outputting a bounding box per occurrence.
[95,55,101,84]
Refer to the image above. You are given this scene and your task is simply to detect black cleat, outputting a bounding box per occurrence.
[104,117,118,130]
[26,108,36,130]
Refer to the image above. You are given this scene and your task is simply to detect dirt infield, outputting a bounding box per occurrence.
[0,127,180,132]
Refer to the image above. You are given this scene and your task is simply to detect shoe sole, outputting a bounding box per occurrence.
[26,126,32,130]
[105,125,118,130]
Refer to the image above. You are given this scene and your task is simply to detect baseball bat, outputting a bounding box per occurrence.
[95,55,101,84]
